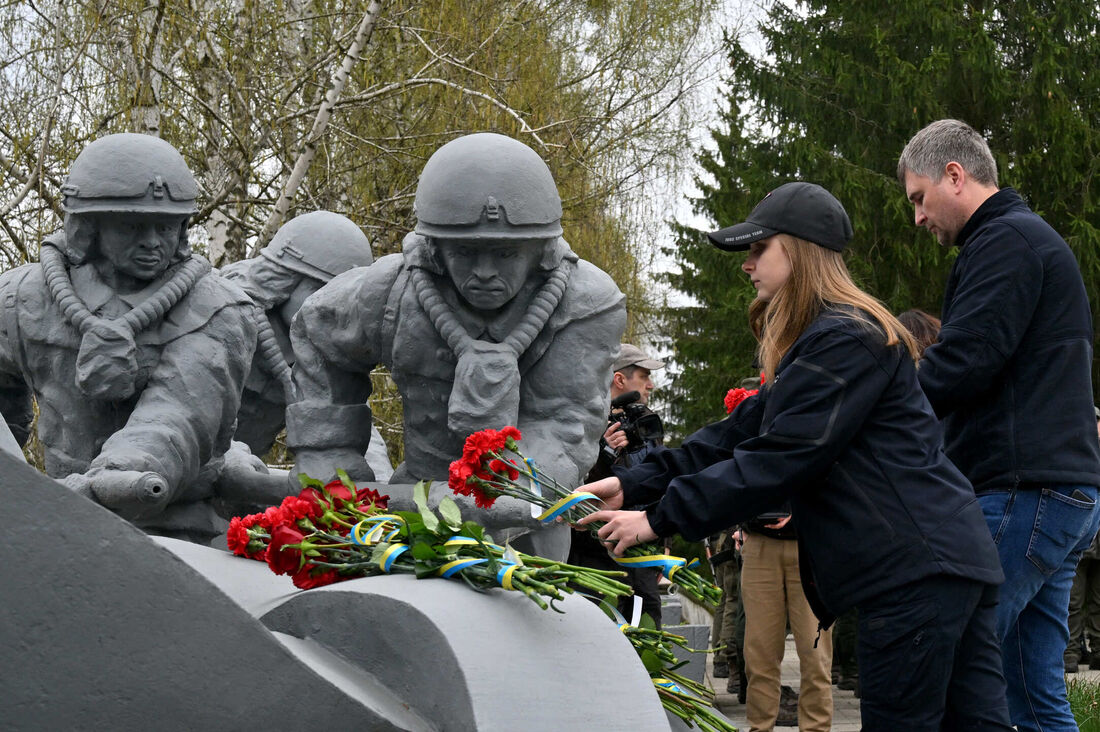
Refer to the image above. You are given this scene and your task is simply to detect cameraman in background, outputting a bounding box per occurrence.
[568,344,666,627]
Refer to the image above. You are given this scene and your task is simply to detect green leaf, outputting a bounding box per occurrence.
[459,521,485,542]
[640,648,664,674]
[335,468,357,493]
[412,480,440,532]
[396,511,426,536]
[438,496,463,529]
[411,541,439,560]
[639,612,656,630]
[595,599,619,622]
[297,473,323,490]
[413,559,438,579]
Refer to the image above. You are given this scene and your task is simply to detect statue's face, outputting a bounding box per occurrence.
[436,238,544,312]
[96,214,186,281]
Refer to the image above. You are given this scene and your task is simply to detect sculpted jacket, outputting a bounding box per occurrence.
[288,236,625,490]
[614,307,1003,625]
[0,254,257,515]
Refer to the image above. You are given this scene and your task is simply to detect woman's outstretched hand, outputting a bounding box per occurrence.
[577,476,625,510]
[573,477,657,554]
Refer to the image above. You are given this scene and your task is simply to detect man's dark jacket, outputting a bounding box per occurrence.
[919,188,1100,493]
[614,308,1003,625]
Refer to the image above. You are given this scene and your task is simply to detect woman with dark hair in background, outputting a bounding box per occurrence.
[898,309,941,358]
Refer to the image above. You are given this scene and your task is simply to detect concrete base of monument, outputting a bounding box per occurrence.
[0,449,677,730]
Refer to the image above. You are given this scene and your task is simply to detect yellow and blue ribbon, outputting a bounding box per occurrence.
[536,491,599,522]
[526,458,541,496]
[495,561,519,590]
[351,515,405,546]
[614,553,688,581]
[443,535,504,552]
[653,677,687,694]
[378,543,408,572]
[436,558,488,578]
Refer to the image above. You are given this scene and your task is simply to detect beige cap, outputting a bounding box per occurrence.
[612,344,665,373]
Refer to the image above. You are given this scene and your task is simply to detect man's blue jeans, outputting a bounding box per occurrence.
[981,484,1100,732]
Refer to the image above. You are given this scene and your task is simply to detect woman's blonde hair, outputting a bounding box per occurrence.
[748,234,918,383]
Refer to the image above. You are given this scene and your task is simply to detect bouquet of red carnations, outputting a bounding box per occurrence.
[447,426,722,609]
[228,471,631,609]
[229,470,733,730]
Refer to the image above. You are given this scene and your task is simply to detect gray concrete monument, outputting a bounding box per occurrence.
[215,210,392,515]
[220,210,376,459]
[287,133,626,559]
[0,447,675,731]
[0,132,258,540]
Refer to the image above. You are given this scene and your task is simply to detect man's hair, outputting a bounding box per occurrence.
[616,364,644,379]
[897,119,998,186]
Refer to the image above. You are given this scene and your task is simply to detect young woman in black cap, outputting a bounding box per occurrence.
[577,182,1012,730]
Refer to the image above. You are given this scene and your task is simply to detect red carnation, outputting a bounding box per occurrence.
[448,458,475,495]
[267,524,306,575]
[240,511,265,529]
[724,387,759,414]
[279,494,322,523]
[261,504,288,529]
[469,485,499,509]
[227,516,251,557]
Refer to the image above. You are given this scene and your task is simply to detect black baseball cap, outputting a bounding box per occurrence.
[707,182,853,252]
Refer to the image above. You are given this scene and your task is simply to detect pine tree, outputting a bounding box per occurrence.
[663,1,1100,436]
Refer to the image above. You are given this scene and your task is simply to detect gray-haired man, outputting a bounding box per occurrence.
[900,118,1100,731]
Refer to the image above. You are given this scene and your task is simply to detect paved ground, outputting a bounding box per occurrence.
[703,636,1100,730]
[703,635,860,731]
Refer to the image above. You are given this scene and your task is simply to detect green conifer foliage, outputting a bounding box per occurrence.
[663,1,1100,436]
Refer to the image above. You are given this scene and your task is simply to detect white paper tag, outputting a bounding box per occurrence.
[528,469,543,518]
[503,543,524,567]
[630,595,643,626]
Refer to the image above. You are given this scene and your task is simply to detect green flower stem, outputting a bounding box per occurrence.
[471,450,721,610]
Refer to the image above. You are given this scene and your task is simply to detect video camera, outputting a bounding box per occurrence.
[609,390,664,451]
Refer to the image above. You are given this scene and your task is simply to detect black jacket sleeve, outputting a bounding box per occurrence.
[613,392,764,507]
[919,227,1042,416]
[646,326,895,541]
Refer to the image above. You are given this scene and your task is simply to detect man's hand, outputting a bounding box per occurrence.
[577,509,657,556]
[602,421,628,452]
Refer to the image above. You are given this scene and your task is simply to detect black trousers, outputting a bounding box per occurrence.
[856,575,1013,731]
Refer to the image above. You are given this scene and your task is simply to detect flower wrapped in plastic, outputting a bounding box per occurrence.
[447,426,722,609]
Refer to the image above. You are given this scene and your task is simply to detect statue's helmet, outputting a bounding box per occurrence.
[60,133,198,216]
[414,133,563,240]
[260,210,374,282]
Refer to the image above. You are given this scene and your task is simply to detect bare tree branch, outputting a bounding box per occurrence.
[250,1,383,256]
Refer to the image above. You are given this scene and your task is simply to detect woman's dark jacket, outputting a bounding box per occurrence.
[614,307,1004,625]
[918,188,1100,493]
